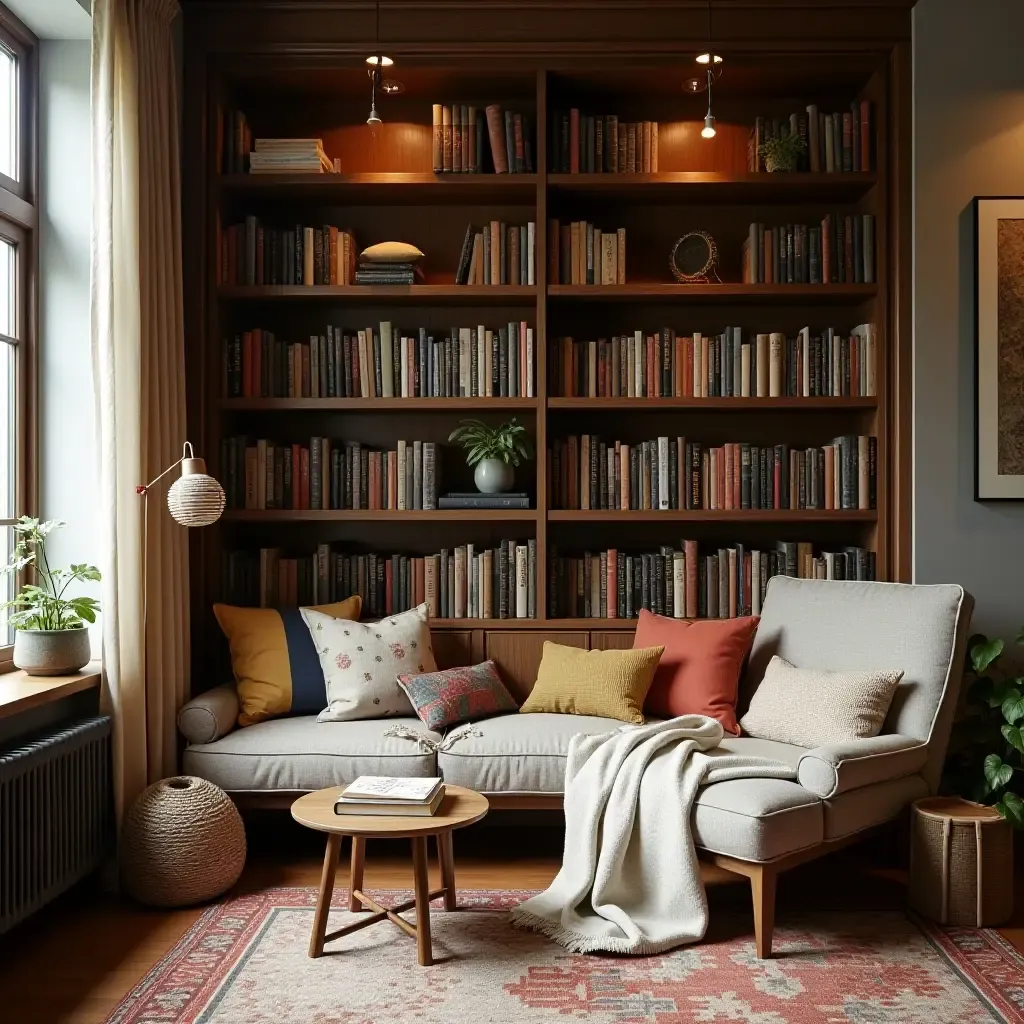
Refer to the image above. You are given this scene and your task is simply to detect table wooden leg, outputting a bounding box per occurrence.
[309,834,341,958]
[438,830,457,911]
[411,835,433,966]
[348,836,366,912]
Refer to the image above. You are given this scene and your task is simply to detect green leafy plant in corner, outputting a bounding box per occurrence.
[758,132,807,173]
[1,517,101,631]
[447,418,533,468]
[943,628,1024,828]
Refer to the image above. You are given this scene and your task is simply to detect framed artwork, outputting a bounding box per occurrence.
[975,197,1024,499]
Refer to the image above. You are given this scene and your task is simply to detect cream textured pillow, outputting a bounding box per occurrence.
[302,604,436,722]
[360,241,424,263]
[739,656,903,747]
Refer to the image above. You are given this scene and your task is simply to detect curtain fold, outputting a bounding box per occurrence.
[91,0,189,823]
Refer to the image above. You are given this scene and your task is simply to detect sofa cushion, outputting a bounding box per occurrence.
[182,716,439,792]
[437,712,622,793]
[823,774,929,841]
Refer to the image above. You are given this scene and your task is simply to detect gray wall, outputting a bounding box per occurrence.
[914,0,1024,642]
[38,39,99,654]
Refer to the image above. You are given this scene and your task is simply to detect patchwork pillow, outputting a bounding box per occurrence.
[214,596,362,727]
[520,642,664,725]
[739,655,904,747]
[303,603,437,722]
[398,660,518,730]
[635,611,758,734]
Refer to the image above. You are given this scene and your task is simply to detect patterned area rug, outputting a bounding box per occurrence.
[106,888,1024,1023]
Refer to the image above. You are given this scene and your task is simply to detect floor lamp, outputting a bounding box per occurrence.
[136,442,225,758]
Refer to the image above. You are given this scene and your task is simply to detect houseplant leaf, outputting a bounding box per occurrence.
[995,790,1024,829]
[984,753,1014,792]
[1001,723,1024,755]
[1002,690,1024,725]
[972,638,1004,673]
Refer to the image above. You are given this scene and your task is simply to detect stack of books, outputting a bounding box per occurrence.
[334,776,445,816]
[248,138,335,174]
[438,492,530,510]
[354,261,419,285]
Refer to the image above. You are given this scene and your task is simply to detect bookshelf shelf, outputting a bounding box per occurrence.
[547,171,877,203]
[216,172,540,204]
[223,509,539,523]
[547,283,878,304]
[217,285,539,304]
[220,397,541,412]
[547,397,877,411]
[547,510,877,523]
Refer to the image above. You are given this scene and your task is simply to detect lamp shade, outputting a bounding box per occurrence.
[167,457,225,527]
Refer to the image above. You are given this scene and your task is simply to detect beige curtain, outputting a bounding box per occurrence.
[91,0,189,822]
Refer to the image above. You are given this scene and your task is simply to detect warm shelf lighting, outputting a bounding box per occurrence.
[365,54,394,68]
[701,114,717,139]
[696,52,723,65]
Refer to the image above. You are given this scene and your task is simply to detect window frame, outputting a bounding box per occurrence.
[0,3,37,673]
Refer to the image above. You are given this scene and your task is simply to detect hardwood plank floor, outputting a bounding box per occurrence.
[0,815,1019,1024]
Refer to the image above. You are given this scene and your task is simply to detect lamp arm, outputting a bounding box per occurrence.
[135,442,197,496]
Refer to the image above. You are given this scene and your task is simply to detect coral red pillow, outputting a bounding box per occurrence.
[397,660,518,730]
[634,611,759,734]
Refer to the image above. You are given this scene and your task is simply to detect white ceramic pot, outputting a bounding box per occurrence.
[474,458,514,494]
[13,627,91,676]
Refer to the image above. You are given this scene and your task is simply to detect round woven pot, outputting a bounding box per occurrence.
[120,776,246,907]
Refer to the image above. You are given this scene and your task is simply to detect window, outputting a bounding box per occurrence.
[0,5,36,668]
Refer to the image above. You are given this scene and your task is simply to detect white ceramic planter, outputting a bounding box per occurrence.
[13,627,91,676]
[474,458,514,494]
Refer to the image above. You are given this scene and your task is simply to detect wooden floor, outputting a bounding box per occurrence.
[0,814,1021,1024]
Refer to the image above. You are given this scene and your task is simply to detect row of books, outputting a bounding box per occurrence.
[248,138,334,174]
[430,104,534,174]
[222,437,440,512]
[550,112,659,174]
[743,215,875,286]
[222,541,538,620]
[547,220,627,286]
[548,435,876,513]
[222,321,536,399]
[549,542,876,621]
[748,103,874,174]
[548,325,877,399]
[219,218,358,287]
[455,222,537,286]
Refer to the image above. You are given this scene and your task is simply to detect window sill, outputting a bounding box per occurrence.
[0,662,101,721]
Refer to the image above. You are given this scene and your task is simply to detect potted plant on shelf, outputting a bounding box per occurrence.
[758,133,807,173]
[2,517,100,676]
[448,418,533,494]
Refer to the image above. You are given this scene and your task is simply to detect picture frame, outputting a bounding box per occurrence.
[975,196,1024,500]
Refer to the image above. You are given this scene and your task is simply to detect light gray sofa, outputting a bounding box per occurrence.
[179,577,973,957]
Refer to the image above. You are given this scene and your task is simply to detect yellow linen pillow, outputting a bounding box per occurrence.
[520,642,665,725]
[213,596,361,727]
[360,241,424,263]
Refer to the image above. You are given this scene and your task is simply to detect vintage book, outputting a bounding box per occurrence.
[485,105,509,173]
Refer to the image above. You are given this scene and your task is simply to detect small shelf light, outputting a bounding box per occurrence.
[702,112,717,139]
[365,54,394,68]
[696,52,724,66]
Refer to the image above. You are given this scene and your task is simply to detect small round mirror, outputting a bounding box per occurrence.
[670,231,719,283]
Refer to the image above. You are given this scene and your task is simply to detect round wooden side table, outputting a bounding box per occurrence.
[291,784,489,966]
[909,796,1013,927]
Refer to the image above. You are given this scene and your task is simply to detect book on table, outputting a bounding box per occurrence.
[334,776,445,816]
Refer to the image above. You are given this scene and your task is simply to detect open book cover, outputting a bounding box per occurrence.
[339,776,443,804]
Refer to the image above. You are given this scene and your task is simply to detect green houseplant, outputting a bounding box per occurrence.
[943,629,1024,828]
[448,418,533,494]
[758,132,807,173]
[2,517,101,676]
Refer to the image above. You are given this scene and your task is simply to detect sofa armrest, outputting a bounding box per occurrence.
[797,735,928,799]
[177,684,239,745]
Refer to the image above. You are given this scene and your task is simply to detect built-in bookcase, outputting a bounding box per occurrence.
[187,46,903,676]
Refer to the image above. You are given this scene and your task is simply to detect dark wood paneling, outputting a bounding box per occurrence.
[431,629,473,668]
[589,630,634,651]
[484,631,587,701]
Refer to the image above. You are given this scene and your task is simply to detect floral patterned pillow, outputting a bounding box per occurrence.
[301,604,436,722]
[397,660,518,730]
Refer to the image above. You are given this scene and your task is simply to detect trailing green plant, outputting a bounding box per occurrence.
[447,418,533,468]
[943,629,1024,828]
[1,517,101,631]
[758,132,807,172]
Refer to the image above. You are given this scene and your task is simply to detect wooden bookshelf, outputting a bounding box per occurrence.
[183,2,911,670]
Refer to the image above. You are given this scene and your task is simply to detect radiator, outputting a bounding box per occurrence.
[0,715,113,934]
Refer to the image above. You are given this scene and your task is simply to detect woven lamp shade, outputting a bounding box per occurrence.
[167,456,225,527]
[121,776,246,907]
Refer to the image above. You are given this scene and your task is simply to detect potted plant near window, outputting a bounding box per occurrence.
[448,418,533,494]
[2,517,100,676]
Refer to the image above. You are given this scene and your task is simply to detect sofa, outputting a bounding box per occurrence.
[178,577,973,957]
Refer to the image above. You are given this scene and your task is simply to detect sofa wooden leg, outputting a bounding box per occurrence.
[750,865,776,959]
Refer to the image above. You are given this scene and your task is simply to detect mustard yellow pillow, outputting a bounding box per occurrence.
[213,596,361,727]
[360,241,424,263]
[520,642,664,725]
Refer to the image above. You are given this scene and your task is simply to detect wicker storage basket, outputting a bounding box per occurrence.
[909,797,1013,926]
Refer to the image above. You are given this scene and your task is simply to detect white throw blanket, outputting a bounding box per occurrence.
[510,715,796,954]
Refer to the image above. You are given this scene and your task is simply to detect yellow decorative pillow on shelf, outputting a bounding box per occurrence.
[520,642,665,725]
[213,596,362,727]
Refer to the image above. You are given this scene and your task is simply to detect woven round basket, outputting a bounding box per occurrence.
[909,797,1013,927]
[121,776,246,907]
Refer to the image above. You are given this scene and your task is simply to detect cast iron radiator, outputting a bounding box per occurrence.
[0,715,113,934]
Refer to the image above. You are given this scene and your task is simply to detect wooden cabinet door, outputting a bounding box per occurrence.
[484,631,588,703]
[431,630,473,669]
[590,631,634,651]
